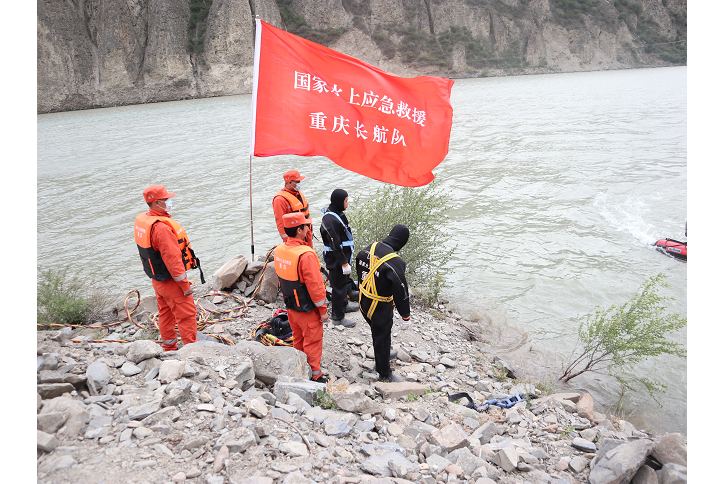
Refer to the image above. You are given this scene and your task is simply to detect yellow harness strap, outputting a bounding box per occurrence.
[360,242,400,319]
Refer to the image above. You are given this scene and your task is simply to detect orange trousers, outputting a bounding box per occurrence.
[288,308,324,379]
[152,279,197,351]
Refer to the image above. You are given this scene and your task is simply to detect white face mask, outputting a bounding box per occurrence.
[160,199,172,212]
[293,181,302,191]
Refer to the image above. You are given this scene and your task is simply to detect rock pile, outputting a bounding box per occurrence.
[37,274,687,484]
[210,254,277,304]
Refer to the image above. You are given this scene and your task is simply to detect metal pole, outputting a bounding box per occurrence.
[249,153,255,262]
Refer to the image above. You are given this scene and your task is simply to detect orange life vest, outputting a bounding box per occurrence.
[134,213,204,283]
[274,189,311,222]
[274,243,319,312]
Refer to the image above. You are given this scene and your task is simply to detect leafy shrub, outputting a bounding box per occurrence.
[347,179,456,287]
[313,390,337,409]
[37,267,111,327]
[560,273,686,402]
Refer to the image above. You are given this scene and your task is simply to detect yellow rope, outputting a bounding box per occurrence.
[359,242,400,319]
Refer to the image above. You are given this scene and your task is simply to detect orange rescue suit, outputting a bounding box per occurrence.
[134,213,203,282]
[273,188,313,248]
[274,238,327,379]
[134,210,199,351]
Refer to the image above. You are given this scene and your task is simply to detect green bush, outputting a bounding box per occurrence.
[347,179,457,287]
[312,390,337,409]
[560,273,686,403]
[37,267,110,327]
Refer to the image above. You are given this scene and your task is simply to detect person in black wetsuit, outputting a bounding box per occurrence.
[319,189,360,328]
[355,224,411,382]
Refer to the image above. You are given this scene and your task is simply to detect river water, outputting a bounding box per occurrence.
[37,66,686,435]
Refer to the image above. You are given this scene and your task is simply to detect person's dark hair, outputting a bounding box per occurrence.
[147,202,153,208]
[284,225,305,238]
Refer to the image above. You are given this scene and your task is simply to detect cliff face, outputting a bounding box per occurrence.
[37,0,686,113]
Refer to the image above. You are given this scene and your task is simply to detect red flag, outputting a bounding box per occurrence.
[250,19,454,187]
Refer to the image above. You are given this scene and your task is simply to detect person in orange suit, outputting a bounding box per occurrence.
[274,212,329,383]
[273,170,313,248]
[134,185,202,351]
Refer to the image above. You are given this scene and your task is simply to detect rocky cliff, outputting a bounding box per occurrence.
[37,0,686,113]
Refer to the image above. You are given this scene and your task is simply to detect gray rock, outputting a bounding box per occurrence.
[449,446,487,477]
[388,451,421,478]
[569,456,589,473]
[37,383,75,399]
[410,350,431,363]
[279,441,309,457]
[580,427,599,442]
[413,406,431,422]
[128,400,162,420]
[471,421,505,444]
[571,437,597,452]
[324,418,352,437]
[37,412,68,434]
[158,359,186,383]
[493,445,519,472]
[215,427,257,452]
[374,381,428,400]
[38,454,77,473]
[591,438,625,468]
[657,463,687,484]
[84,415,112,438]
[244,260,265,275]
[439,357,457,368]
[492,356,520,379]
[38,353,60,371]
[39,396,90,437]
[183,340,304,385]
[430,423,468,452]
[332,391,382,414]
[254,263,279,303]
[274,376,326,405]
[403,420,438,441]
[361,451,407,477]
[37,429,59,452]
[248,398,268,418]
[631,464,659,484]
[211,254,249,291]
[282,471,314,484]
[38,370,85,386]
[120,361,142,377]
[162,387,190,407]
[589,438,655,484]
[651,433,687,467]
[126,340,163,364]
[269,406,293,422]
[426,454,453,474]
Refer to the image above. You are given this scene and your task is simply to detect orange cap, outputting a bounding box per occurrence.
[283,212,307,228]
[143,185,176,203]
[283,170,306,183]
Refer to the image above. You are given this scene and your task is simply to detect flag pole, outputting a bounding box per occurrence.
[249,16,262,262]
[249,153,255,262]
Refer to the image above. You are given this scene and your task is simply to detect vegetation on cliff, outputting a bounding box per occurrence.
[276,0,685,71]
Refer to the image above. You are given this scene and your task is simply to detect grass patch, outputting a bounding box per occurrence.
[37,267,112,328]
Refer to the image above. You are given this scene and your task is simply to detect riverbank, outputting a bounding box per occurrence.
[36,267,687,483]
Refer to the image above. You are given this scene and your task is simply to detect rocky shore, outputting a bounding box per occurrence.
[36,256,687,484]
